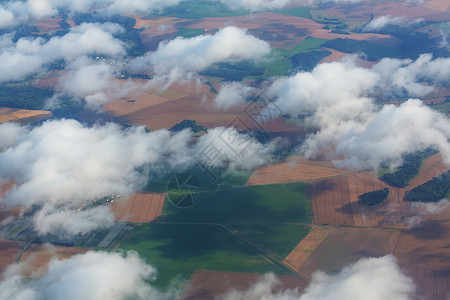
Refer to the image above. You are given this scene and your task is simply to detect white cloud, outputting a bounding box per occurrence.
[219,0,363,10]
[333,99,450,170]
[220,255,415,300]
[220,0,294,10]
[0,119,273,236]
[0,250,177,300]
[373,54,450,98]
[27,0,58,19]
[406,199,449,228]
[33,205,115,237]
[0,23,125,82]
[56,57,146,109]
[0,0,185,28]
[299,255,414,300]
[104,0,183,14]
[214,82,254,110]
[196,127,274,170]
[266,55,450,170]
[362,15,422,32]
[0,7,15,28]
[129,26,270,80]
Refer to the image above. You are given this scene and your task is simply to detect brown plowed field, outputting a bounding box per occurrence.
[131,16,185,29]
[33,17,63,32]
[0,239,24,276]
[19,244,89,277]
[311,29,400,46]
[310,172,391,227]
[408,153,450,190]
[140,28,178,51]
[180,12,323,49]
[0,207,21,226]
[246,156,350,186]
[394,205,450,272]
[372,2,449,21]
[297,227,401,280]
[110,193,165,223]
[182,269,308,300]
[0,108,52,124]
[318,48,347,64]
[103,79,188,118]
[402,267,450,300]
[422,0,450,12]
[284,226,335,272]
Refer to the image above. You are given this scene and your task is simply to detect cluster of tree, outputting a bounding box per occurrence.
[237,129,271,145]
[0,24,41,42]
[290,50,332,72]
[73,13,145,56]
[330,29,350,35]
[170,119,208,134]
[358,188,390,206]
[322,38,399,61]
[200,61,265,81]
[73,13,136,30]
[0,84,85,118]
[355,23,450,59]
[0,84,54,110]
[405,171,450,202]
[174,28,206,38]
[380,149,437,188]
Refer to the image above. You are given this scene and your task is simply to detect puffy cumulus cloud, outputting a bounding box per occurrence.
[333,99,450,169]
[0,0,185,28]
[0,7,16,28]
[0,122,27,152]
[214,82,254,110]
[220,0,294,10]
[0,120,187,208]
[221,273,301,300]
[104,0,183,15]
[0,22,125,82]
[33,205,115,237]
[0,250,177,300]
[219,0,362,10]
[267,57,378,151]
[220,255,414,300]
[299,255,414,300]
[266,55,450,170]
[196,127,274,170]
[129,26,270,80]
[56,57,147,109]
[0,119,273,235]
[373,54,450,98]
[362,15,422,32]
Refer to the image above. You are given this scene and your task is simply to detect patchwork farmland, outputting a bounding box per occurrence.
[110,193,165,223]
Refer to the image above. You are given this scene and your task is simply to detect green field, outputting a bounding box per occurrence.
[257,58,293,78]
[165,182,312,224]
[275,37,327,58]
[430,100,450,114]
[234,223,311,259]
[119,223,292,287]
[158,1,250,19]
[323,38,402,61]
[174,28,205,38]
[254,37,328,78]
[274,7,311,19]
[119,182,312,287]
